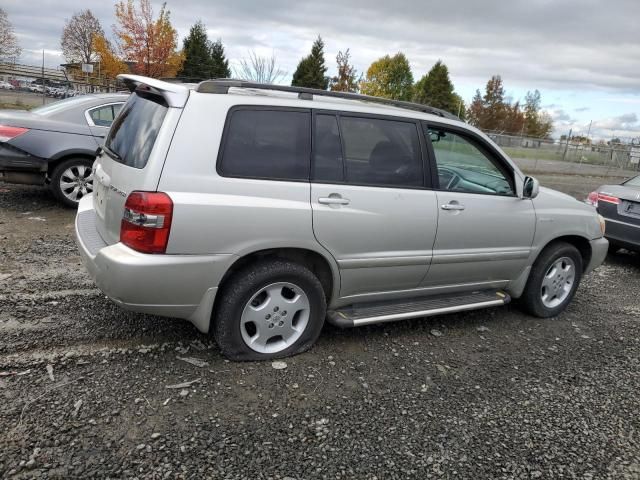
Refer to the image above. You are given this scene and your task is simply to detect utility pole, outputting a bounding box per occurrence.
[562,128,572,162]
[41,50,45,105]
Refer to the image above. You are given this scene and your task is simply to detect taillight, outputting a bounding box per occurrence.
[120,191,173,254]
[597,193,620,205]
[586,191,620,207]
[0,125,29,142]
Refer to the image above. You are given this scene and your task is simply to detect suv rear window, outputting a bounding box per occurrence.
[218,109,310,181]
[105,92,168,169]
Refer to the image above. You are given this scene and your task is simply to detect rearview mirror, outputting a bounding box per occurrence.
[523,176,540,199]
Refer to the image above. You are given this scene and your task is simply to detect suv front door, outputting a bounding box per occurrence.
[310,112,438,298]
[421,125,536,290]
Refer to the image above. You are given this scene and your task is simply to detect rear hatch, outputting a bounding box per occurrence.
[92,76,189,245]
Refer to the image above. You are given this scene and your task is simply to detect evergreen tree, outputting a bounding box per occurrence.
[178,21,230,79]
[291,36,329,89]
[179,21,212,79]
[210,39,231,78]
[413,60,456,113]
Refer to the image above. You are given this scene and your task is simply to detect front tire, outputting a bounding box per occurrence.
[520,242,583,318]
[50,158,94,208]
[213,259,326,361]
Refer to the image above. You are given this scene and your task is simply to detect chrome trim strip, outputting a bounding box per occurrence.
[338,255,431,269]
[604,218,640,229]
[351,298,507,326]
[431,249,530,265]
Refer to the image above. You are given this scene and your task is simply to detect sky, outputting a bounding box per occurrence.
[4,0,640,141]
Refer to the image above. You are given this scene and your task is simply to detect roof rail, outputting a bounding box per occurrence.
[196,79,460,121]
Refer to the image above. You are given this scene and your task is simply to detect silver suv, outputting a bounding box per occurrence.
[75,74,608,360]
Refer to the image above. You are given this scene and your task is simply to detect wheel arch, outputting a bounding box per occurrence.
[47,151,96,179]
[216,247,340,307]
[538,235,592,272]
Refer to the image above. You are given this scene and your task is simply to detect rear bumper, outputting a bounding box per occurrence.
[74,195,236,333]
[0,143,47,172]
[604,218,640,251]
[585,237,608,274]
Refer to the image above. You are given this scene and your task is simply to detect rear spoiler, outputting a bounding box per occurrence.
[116,74,190,108]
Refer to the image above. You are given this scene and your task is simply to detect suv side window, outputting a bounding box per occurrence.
[219,109,310,181]
[428,128,514,196]
[339,116,423,187]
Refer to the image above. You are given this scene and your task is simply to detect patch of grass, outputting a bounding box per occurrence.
[0,102,32,111]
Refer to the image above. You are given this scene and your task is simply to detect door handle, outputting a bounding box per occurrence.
[441,202,465,211]
[318,196,350,206]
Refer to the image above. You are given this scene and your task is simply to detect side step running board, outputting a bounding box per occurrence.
[327,290,510,328]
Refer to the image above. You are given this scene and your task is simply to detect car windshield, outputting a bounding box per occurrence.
[624,175,640,187]
[31,96,88,116]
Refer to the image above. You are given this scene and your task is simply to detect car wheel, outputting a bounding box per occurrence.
[608,242,620,255]
[50,158,94,208]
[520,241,583,318]
[213,259,326,361]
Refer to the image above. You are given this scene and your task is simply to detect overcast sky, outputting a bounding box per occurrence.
[5,0,640,140]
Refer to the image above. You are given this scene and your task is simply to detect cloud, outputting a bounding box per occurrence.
[3,0,640,94]
[575,107,590,112]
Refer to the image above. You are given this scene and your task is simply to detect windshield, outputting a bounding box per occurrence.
[31,96,89,116]
[104,92,168,169]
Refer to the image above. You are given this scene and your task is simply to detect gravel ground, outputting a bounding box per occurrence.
[1,181,639,479]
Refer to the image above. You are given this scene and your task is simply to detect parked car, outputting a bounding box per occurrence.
[0,81,15,90]
[28,84,44,93]
[75,75,608,361]
[587,175,640,253]
[0,93,128,207]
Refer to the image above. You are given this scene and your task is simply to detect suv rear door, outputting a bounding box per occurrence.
[422,124,536,289]
[310,112,438,298]
[93,89,183,244]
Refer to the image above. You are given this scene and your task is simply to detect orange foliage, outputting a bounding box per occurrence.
[92,34,128,80]
[113,0,183,78]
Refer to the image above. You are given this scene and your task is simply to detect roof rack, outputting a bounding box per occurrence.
[196,79,460,121]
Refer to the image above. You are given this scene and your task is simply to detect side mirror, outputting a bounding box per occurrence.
[523,176,540,199]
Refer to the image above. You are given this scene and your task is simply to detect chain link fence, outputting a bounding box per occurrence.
[485,131,639,180]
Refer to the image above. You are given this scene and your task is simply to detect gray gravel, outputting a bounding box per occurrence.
[1,183,640,479]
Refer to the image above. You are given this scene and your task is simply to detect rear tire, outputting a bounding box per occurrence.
[520,242,583,318]
[50,158,94,208]
[608,242,620,255]
[213,259,326,361]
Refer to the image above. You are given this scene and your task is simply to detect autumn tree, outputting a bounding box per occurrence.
[178,21,230,79]
[0,8,21,61]
[329,49,359,92]
[291,36,328,89]
[60,10,104,64]
[360,53,413,101]
[93,34,128,79]
[114,0,183,78]
[235,51,286,84]
[413,60,457,113]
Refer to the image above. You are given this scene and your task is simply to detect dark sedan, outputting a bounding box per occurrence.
[587,175,640,253]
[0,93,128,207]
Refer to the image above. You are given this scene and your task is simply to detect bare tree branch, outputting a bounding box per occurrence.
[60,9,104,64]
[234,51,286,84]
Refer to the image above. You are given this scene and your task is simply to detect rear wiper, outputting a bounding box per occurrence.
[102,144,122,161]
